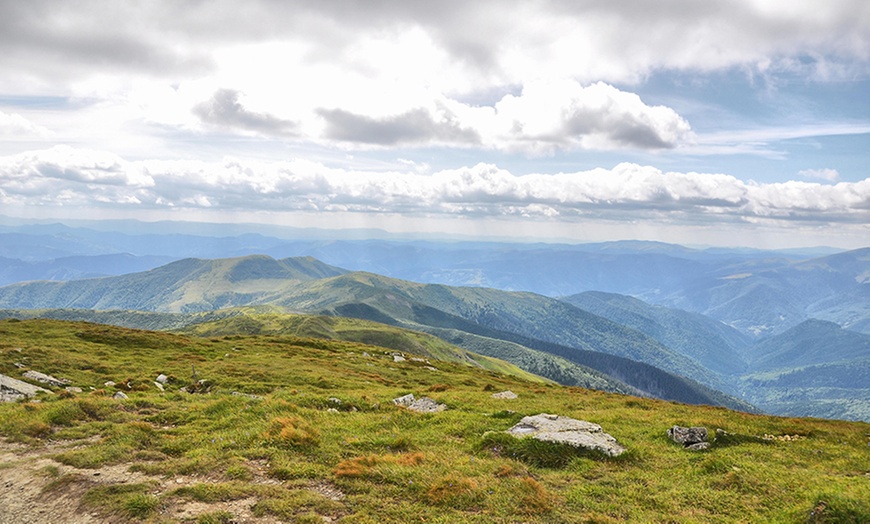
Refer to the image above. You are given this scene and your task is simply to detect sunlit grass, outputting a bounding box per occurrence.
[1,318,869,523]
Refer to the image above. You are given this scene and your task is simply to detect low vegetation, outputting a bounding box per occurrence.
[1,318,869,523]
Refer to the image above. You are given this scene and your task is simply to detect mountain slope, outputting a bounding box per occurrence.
[561,291,750,375]
[267,272,727,390]
[745,319,870,372]
[1,318,868,523]
[0,255,347,312]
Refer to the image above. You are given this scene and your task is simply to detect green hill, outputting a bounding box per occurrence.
[0,318,868,523]
[562,291,750,376]
[0,257,739,408]
[746,319,870,372]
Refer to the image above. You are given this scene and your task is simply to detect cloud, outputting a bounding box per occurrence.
[0,110,50,136]
[3,0,868,92]
[799,168,840,182]
[193,89,297,136]
[317,107,480,146]
[490,81,693,152]
[2,147,869,228]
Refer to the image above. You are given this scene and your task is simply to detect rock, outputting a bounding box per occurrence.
[154,382,165,392]
[392,394,447,413]
[328,397,342,405]
[65,386,83,393]
[393,355,406,362]
[104,381,116,387]
[492,390,518,399]
[327,408,340,414]
[113,391,128,400]
[231,391,264,400]
[667,425,708,447]
[22,370,70,387]
[686,442,711,451]
[506,413,626,457]
[1,373,51,402]
[155,374,168,384]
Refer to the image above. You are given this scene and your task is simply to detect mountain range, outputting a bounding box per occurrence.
[2,220,867,339]
[1,250,868,420]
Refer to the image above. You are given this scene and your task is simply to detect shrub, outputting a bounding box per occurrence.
[263,416,319,448]
[425,473,483,508]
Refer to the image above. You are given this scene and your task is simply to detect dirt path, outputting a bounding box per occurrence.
[0,439,291,523]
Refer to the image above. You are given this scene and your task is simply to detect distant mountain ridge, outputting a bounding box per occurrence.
[1,221,865,339]
[1,250,869,420]
[0,255,751,411]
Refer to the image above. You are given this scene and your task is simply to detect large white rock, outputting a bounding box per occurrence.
[507,413,626,457]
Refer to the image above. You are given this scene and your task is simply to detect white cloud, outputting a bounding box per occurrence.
[2,147,869,228]
[799,168,840,182]
[0,110,50,136]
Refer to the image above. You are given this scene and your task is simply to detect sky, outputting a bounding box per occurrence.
[1,1,869,249]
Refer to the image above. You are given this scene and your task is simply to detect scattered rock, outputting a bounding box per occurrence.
[507,413,626,457]
[410,357,428,363]
[492,390,518,399]
[1,373,51,402]
[328,397,342,405]
[327,408,340,414]
[64,386,82,393]
[153,382,164,392]
[668,425,708,449]
[104,381,116,388]
[393,355,406,363]
[22,370,70,387]
[231,391,264,400]
[112,391,128,400]
[424,366,438,372]
[155,374,168,384]
[392,394,447,413]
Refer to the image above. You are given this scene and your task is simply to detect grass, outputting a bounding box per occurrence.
[1,317,869,523]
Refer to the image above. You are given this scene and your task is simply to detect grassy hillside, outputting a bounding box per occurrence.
[0,259,736,403]
[0,319,868,523]
[562,291,751,375]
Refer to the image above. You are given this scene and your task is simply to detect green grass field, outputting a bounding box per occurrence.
[1,318,869,523]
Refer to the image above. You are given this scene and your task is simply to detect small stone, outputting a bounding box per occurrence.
[328,397,342,405]
[685,442,711,451]
[104,381,116,387]
[393,355,406,362]
[154,382,164,392]
[65,386,83,393]
[156,374,168,384]
[491,390,518,399]
[113,391,128,400]
[327,408,340,413]
[667,425,708,447]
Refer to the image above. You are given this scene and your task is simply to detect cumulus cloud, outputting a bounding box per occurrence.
[799,168,840,182]
[193,89,297,136]
[0,110,50,136]
[317,106,480,146]
[490,81,693,153]
[2,147,869,227]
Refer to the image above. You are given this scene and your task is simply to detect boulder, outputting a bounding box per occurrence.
[1,373,50,402]
[22,370,70,387]
[113,391,128,400]
[506,413,626,457]
[492,390,518,399]
[392,393,446,413]
[667,425,708,448]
